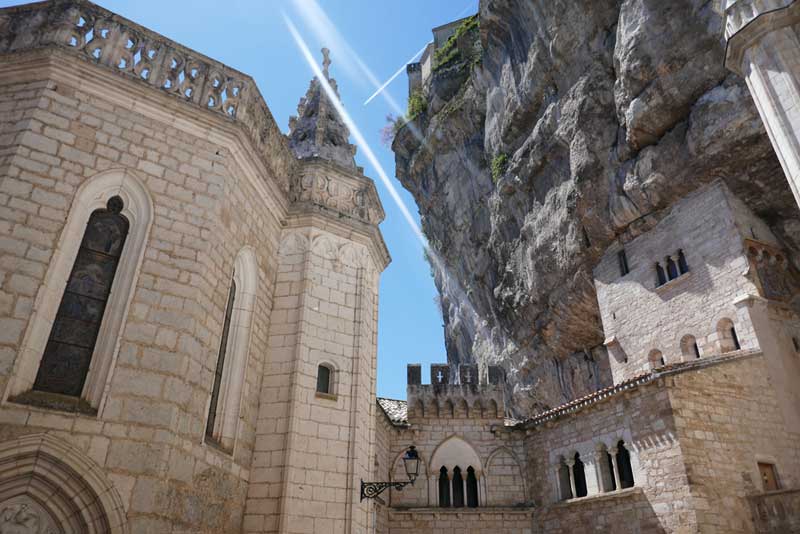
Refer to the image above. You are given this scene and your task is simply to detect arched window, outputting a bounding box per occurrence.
[8,170,153,412]
[573,453,588,498]
[206,277,236,445]
[680,335,700,360]
[666,256,679,280]
[677,249,689,274]
[452,466,465,507]
[32,197,129,398]
[648,349,665,370]
[438,467,451,507]
[558,459,572,501]
[655,262,667,287]
[717,318,741,353]
[316,364,333,395]
[616,441,635,489]
[466,466,479,507]
[205,247,259,451]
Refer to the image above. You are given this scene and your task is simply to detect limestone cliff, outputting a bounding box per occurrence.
[392,0,800,416]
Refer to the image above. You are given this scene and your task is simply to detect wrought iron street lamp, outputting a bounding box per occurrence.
[360,446,419,503]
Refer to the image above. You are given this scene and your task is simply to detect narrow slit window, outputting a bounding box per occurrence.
[206,276,236,442]
[677,249,689,274]
[655,263,667,287]
[316,364,332,395]
[439,466,451,507]
[452,466,465,508]
[33,196,129,398]
[466,466,479,507]
[573,453,588,498]
[731,326,741,351]
[666,256,679,280]
[616,441,635,489]
[617,249,630,276]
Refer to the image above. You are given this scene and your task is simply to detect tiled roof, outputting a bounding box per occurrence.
[520,349,761,428]
[377,398,408,425]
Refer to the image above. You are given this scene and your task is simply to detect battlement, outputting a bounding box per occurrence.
[406,364,506,422]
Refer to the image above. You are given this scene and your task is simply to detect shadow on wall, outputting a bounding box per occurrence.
[533,488,666,534]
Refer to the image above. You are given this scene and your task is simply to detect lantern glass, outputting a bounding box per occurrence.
[403,446,420,481]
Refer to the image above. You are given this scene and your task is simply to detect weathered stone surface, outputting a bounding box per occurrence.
[392,0,800,416]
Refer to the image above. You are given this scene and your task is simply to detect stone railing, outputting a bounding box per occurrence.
[0,0,295,192]
[717,0,796,38]
[749,489,800,533]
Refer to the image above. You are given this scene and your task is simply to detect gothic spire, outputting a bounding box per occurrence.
[288,48,357,170]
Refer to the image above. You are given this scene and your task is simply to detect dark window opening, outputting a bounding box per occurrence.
[466,466,479,508]
[656,263,667,287]
[617,441,635,489]
[677,249,689,274]
[206,275,236,441]
[438,467,451,507]
[792,337,799,353]
[693,342,701,359]
[316,365,332,394]
[452,466,465,508]
[731,327,741,351]
[558,461,572,501]
[666,256,679,280]
[618,249,630,276]
[33,196,129,398]
[606,451,617,491]
[573,453,588,498]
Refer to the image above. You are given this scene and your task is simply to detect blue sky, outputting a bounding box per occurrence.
[6,0,480,399]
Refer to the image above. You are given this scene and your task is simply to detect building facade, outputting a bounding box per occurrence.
[0,1,799,534]
[0,1,388,533]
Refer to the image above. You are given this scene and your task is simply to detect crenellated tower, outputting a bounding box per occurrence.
[405,363,506,423]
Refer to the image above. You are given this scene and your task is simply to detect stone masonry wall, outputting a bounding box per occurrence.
[669,354,800,533]
[243,226,380,534]
[524,377,696,534]
[0,55,284,532]
[594,182,763,383]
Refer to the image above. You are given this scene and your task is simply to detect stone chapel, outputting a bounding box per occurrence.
[0,1,798,534]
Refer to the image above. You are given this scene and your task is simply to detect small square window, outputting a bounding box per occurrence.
[758,462,780,492]
[618,249,630,276]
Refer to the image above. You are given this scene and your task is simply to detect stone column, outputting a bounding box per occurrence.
[431,474,438,507]
[565,458,577,499]
[609,446,622,490]
[721,0,800,208]
[462,476,467,506]
[594,450,609,492]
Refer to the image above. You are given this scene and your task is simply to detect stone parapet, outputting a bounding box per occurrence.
[0,0,297,192]
[406,364,505,421]
[717,0,797,40]
[749,488,800,533]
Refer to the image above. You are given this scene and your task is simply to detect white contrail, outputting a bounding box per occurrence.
[284,13,491,342]
[284,14,427,246]
[363,42,430,106]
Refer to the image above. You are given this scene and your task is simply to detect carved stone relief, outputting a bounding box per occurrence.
[0,497,61,534]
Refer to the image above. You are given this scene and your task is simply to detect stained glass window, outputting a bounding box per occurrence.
[206,276,236,442]
[33,196,128,397]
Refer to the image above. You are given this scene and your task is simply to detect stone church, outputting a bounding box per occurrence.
[0,1,797,534]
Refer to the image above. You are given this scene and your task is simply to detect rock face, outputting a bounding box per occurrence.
[392,0,800,416]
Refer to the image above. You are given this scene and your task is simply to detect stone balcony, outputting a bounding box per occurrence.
[0,0,296,193]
